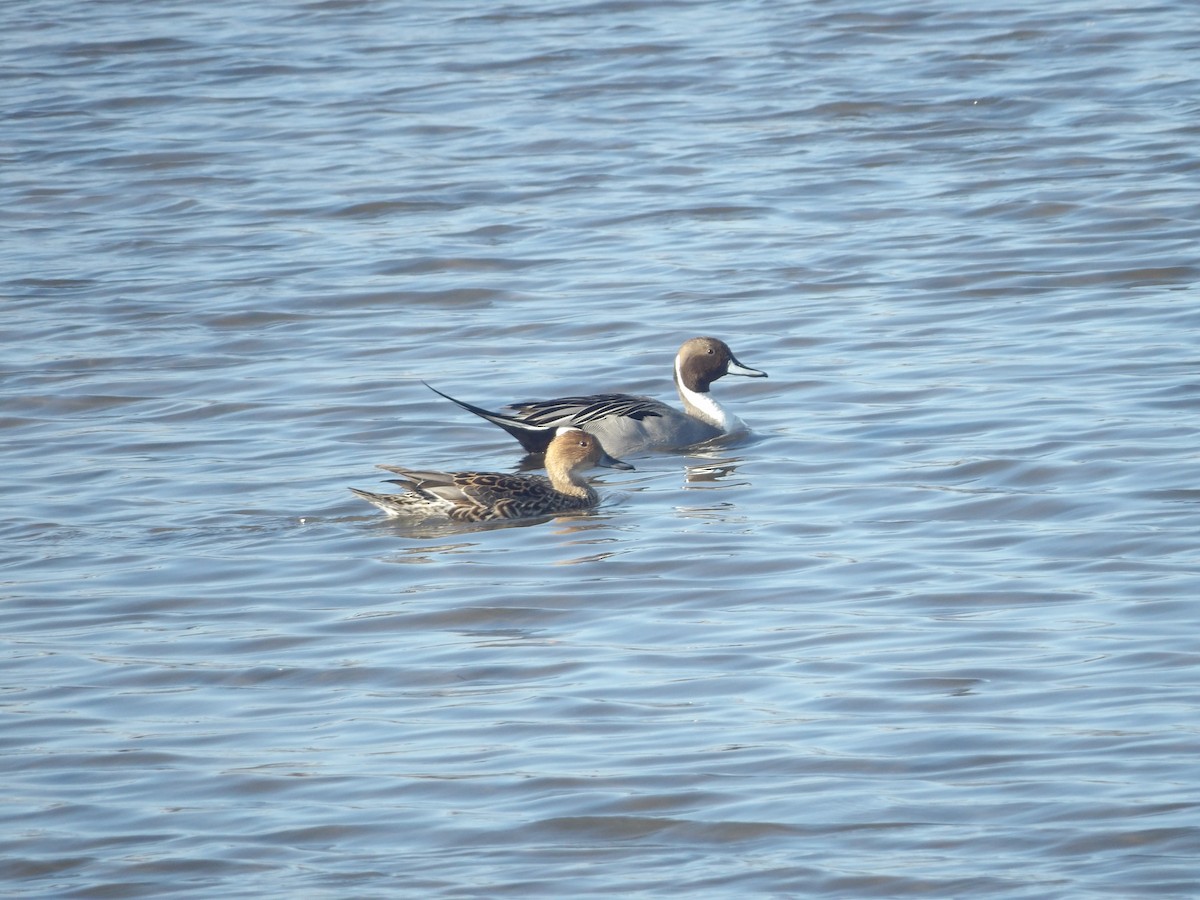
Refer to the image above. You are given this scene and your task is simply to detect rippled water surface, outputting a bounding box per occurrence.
[5,1,1200,896]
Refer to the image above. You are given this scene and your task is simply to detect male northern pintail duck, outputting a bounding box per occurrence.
[350,427,633,521]
[426,336,767,457]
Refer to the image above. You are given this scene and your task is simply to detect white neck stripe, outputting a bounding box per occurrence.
[676,355,734,430]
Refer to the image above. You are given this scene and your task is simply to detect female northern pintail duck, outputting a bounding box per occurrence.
[426,336,767,457]
[350,427,633,521]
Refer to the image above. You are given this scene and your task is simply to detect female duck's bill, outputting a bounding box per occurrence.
[424,336,766,457]
[350,427,633,522]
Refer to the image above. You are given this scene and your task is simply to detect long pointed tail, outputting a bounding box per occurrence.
[423,382,556,454]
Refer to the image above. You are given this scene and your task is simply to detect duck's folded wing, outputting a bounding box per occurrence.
[374,463,548,509]
[376,466,473,502]
[376,465,457,482]
[509,393,666,426]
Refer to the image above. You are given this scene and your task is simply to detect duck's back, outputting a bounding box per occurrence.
[507,393,719,455]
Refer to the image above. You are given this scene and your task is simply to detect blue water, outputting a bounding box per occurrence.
[4,1,1200,896]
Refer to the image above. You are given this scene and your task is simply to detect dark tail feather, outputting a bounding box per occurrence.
[423,381,556,454]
